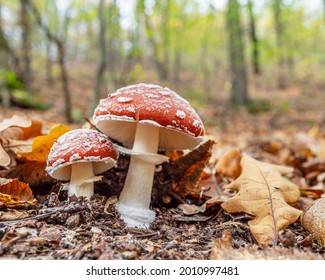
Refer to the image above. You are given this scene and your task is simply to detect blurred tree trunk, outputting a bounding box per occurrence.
[26,0,73,123]
[107,0,121,88]
[92,0,107,114]
[227,0,249,105]
[141,0,169,81]
[323,0,325,23]
[0,20,9,69]
[0,17,11,107]
[20,0,32,89]
[45,41,54,84]
[273,0,287,89]
[247,0,260,75]
[161,0,171,80]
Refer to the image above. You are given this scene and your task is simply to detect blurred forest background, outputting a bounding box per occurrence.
[0,0,325,126]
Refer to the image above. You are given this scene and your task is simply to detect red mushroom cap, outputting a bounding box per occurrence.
[93,83,205,150]
[46,128,118,180]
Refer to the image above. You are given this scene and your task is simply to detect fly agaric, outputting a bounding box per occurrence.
[46,128,118,199]
[93,83,204,228]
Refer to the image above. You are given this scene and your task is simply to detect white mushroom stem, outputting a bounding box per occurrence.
[68,161,100,199]
[116,123,159,228]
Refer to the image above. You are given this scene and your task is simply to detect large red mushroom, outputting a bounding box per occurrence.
[93,83,204,228]
[46,128,118,199]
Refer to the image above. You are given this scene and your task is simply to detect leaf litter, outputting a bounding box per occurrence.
[0,108,325,259]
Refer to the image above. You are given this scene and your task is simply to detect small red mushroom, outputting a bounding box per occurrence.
[46,128,118,199]
[93,83,204,228]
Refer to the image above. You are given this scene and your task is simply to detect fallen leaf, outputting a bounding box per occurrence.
[0,143,11,166]
[0,114,31,132]
[19,119,43,140]
[168,140,215,199]
[0,209,30,221]
[178,196,225,215]
[300,197,325,246]
[221,153,302,246]
[210,230,322,260]
[0,178,37,208]
[0,161,56,190]
[215,147,242,179]
[17,123,70,162]
[0,114,33,166]
[1,119,42,141]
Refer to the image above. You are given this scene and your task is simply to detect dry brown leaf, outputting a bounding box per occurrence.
[0,209,30,221]
[0,144,11,166]
[221,154,301,246]
[0,114,31,132]
[300,197,325,246]
[0,161,56,189]
[168,140,215,199]
[178,196,225,215]
[17,123,70,162]
[210,230,322,260]
[0,114,33,166]
[0,178,37,208]
[215,148,242,179]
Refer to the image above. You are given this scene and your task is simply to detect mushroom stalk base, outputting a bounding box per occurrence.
[116,123,159,228]
[68,161,97,199]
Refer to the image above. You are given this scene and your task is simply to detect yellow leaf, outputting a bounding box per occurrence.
[17,123,70,162]
[221,153,302,246]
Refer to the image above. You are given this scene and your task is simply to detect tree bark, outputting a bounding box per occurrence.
[0,19,11,107]
[92,0,107,114]
[26,0,73,122]
[227,0,249,105]
[273,0,287,89]
[141,0,168,81]
[247,0,260,75]
[20,0,32,89]
[323,0,325,24]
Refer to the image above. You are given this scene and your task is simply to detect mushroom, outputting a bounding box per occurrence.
[46,128,118,199]
[93,83,204,228]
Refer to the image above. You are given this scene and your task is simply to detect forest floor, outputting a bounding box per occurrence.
[0,73,325,260]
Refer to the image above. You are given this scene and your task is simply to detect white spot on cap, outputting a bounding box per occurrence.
[193,119,201,127]
[126,107,136,113]
[159,90,171,96]
[176,110,186,119]
[117,96,133,103]
[52,158,65,167]
[70,153,81,162]
[145,93,158,99]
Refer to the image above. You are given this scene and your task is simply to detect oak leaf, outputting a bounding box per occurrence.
[221,154,301,246]
[0,177,37,208]
[215,147,242,179]
[0,114,32,166]
[17,123,70,162]
[300,197,325,246]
